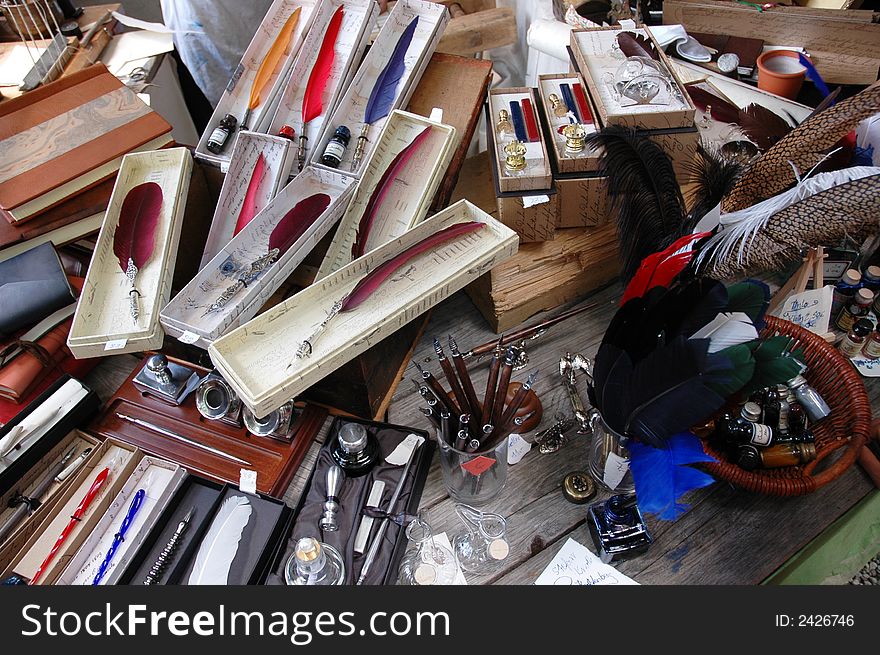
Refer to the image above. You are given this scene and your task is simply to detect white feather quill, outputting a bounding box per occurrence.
[187,495,252,585]
[690,312,758,353]
[695,165,880,271]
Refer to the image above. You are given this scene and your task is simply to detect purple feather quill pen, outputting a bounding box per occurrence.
[351,17,419,171]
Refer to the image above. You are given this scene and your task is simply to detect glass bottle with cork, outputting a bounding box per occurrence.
[862,324,880,360]
[836,288,874,333]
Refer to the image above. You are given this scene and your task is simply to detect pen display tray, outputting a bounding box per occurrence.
[195,0,320,167]
[315,109,456,281]
[488,87,552,193]
[310,0,449,177]
[4,438,141,584]
[209,200,519,417]
[570,27,695,130]
[160,166,355,350]
[267,416,434,585]
[200,132,296,268]
[88,354,329,498]
[68,148,192,358]
[120,477,291,585]
[536,73,602,175]
[268,0,377,177]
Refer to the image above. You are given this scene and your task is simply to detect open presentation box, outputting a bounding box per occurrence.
[68,148,192,358]
[315,109,456,281]
[310,0,449,176]
[536,73,602,175]
[195,0,320,167]
[209,200,519,417]
[160,166,355,350]
[268,0,378,178]
[569,26,696,130]
[487,86,553,194]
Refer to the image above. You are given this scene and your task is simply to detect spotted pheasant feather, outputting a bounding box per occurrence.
[722,81,880,212]
[708,174,880,279]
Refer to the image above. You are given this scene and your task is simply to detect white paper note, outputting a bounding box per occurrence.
[433,532,468,585]
[385,434,425,466]
[852,357,880,377]
[603,452,630,490]
[507,434,532,465]
[535,538,638,586]
[772,285,834,335]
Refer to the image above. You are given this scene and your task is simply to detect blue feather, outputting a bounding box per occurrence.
[509,101,528,143]
[798,53,832,100]
[629,432,717,520]
[364,17,419,125]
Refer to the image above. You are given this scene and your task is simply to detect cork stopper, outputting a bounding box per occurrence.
[295,537,321,563]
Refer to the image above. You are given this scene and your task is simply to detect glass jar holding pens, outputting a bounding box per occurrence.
[413,336,542,505]
[588,412,635,495]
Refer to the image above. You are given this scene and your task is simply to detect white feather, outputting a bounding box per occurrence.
[695,165,880,271]
[187,495,252,585]
[690,312,758,353]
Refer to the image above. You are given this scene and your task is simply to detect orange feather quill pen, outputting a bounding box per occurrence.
[242,7,301,129]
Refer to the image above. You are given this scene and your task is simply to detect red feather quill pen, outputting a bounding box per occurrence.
[234,153,266,236]
[269,193,332,255]
[298,5,344,171]
[617,32,659,60]
[113,182,163,322]
[351,126,433,260]
[621,232,710,305]
[204,193,331,316]
[295,221,485,359]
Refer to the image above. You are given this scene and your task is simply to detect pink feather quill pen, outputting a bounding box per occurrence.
[295,221,485,360]
[204,193,331,315]
[234,153,266,235]
[351,126,433,260]
[298,6,344,171]
[113,182,163,322]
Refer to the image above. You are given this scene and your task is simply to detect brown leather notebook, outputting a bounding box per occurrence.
[0,64,172,222]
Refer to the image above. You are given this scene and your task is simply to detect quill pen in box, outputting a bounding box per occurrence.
[205,193,331,315]
[351,126,432,259]
[234,153,266,236]
[113,182,162,322]
[351,17,419,171]
[187,495,252,585]
[298,6,345,171]
[242,7,301,130]
[295,221,485,359]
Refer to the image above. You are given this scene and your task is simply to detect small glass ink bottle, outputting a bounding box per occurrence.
[839,318,872,358]
[207,114,238,154]
[321,126,351,168]
[330,422,379,477]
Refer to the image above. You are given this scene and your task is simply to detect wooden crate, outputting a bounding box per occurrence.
[209,201,519,417]
[570,26,696,130]
[68,148,192,358]
[311,0,450,176]
[315,109,456,281]
[466,223,620,332]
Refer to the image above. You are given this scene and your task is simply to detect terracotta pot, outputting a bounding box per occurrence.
[757,50,806,100]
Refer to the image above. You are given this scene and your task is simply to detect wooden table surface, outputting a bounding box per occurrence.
[83,153,880,586]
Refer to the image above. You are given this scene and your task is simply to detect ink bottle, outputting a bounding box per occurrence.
[321,126,351,168]
[831,269,862,317]
[330,422,379,477]
[836,288,873,333]
[758,442,817,469]
[787,375,831,423]
[207,114,237,154]
[839,318,872,358]
[285,537,345,586]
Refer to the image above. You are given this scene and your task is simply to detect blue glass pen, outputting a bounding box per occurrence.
[92,488,145,585]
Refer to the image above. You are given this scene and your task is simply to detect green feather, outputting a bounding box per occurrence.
[739,337,804,395]
[725,281,770,325]
[710,343,756,397]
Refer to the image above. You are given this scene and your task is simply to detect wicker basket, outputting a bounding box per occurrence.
[702,315,872,496]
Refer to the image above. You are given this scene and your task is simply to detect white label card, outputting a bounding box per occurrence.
[772,285,834,336]
[507,434,532,465]
[603,452,630,490]
[178,330,201,344]
[522,195,551,208]
[104,339,128,351]
[239,469,257,495]
[385,434,425,466]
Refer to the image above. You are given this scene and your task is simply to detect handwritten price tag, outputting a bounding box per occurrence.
[603,452,630,490]
[461,455,496,476]
[104,339,128,352]
[773,285,833,335]
[507,434,532,465]
[535,538,638,586]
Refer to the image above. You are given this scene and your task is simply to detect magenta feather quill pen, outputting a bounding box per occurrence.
[351,17,419,171]
[295,221,485,359]
[113,182,163,322]
[351,126,433,259]
[234,153,266,236]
